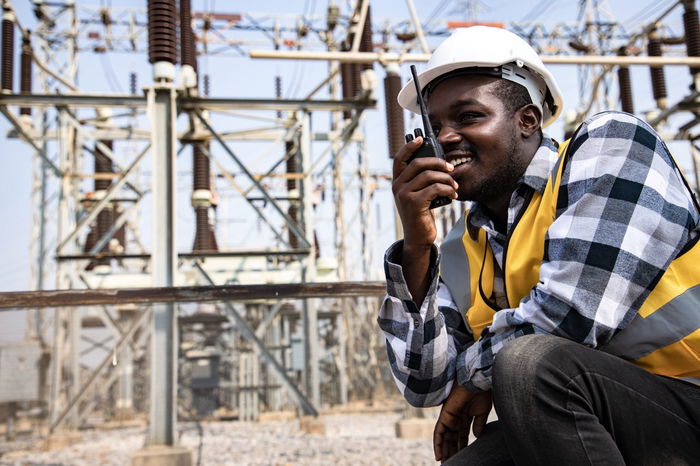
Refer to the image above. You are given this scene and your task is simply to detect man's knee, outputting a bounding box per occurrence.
[494,334,567,379]
[492,334,574,403]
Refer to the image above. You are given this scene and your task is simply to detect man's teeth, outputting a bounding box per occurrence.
[451,157,472,167]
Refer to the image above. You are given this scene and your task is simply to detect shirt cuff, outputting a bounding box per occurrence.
[383,240,439,303]
[456,342,492,392]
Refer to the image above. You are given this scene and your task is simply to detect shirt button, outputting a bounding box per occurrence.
[413,318,420,327]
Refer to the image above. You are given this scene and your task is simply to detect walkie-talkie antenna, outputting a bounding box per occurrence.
[410,65,437,141]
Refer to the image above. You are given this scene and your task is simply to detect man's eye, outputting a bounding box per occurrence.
[458,112,479,122]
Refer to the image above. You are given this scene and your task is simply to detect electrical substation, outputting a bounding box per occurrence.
[0,0,698,464]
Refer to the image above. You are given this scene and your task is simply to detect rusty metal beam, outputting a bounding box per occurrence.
[0,93,376,111]
[0,281,386,309]
[55,249,311,261]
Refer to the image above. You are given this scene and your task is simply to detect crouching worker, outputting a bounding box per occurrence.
[378,26,700,465]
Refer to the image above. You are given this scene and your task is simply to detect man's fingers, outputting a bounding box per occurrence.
[392,137,423,178]
[395,156,455,184]
[457,416,473,451]
[472,413,488,438]
[444,433,459,462]
[395,183,459,212]
[395,169,458,195]
[393,138,456,180]
[433,426,445,462]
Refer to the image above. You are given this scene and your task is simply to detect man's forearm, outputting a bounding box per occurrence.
[402,242,434,308]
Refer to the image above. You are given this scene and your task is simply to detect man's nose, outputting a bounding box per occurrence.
[437,124,461,146]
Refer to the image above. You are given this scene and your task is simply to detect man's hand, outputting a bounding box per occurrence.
[392,137,458,306]
[392,137,458,248]
[433,383,493,463]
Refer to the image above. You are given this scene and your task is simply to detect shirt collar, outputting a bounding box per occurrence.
[519,134,559,194]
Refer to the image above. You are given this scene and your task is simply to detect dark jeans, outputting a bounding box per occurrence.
[444,334,700,465]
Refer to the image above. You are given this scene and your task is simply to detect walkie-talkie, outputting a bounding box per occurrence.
[404,65,452,209]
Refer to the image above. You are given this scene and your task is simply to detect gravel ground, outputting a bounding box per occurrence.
[0,412,438,466]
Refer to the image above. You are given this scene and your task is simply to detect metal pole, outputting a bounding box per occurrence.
[249,50,700,66]
[405,0,431,54]
[147,83,178,446]
[68,307,81,428]
[337,312,348,405]
[299,110,320,408]
[49,107,73,429]
[350,0,369,53]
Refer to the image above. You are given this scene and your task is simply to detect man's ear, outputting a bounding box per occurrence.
[517,104,541,138]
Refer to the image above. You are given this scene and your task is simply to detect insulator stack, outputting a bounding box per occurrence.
[286,140,299,249]
[384,66,405,158]
[275,75,282,119]
[340,62,353,119]
[93,198,114,265]
[193,206,212,251]
[286,140,297,191]
[96,205,114,249]
[2,8,15,92]
[617,66,634,114]
[359,6,373,71]
[616,49,634,114]
[19,32,32,116]
[682,0,700,79]
[180,0,196,71]
[192,142,217,252]
[147,0,177,65]
[114,206,127,252]
[129,72,137,94]
[193,207,208,251]
[193,144,210,191]
[647,31,668,109]
[203,74,210,95]
[340,57,360,119]
[84,229,96,253]
[95,141,114,192]
[341,60,360,96]
[208,227,218,252]
[85,139,115,269]
[83,228,99,271]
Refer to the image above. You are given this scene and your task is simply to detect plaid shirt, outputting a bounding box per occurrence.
[378,111,700,406]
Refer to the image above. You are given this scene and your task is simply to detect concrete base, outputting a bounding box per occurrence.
[42,432,82,450]
[299,416,326,436]
[258,410,297,423]
[395,418,435,439]
[114,407,136,422]
[130,446,193,466]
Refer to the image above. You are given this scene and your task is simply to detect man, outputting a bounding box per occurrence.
[379,26,700,465]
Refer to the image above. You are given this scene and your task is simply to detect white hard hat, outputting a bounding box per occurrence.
[398,26,563,128]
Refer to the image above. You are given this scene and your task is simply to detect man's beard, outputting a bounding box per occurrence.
[460,132,525,205]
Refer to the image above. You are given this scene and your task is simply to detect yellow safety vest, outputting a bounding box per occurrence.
[439,139,700,383]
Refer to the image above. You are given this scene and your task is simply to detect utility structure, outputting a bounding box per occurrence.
[0,0,699,459]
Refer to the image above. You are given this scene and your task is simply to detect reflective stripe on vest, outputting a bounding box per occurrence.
[439,138,700,381]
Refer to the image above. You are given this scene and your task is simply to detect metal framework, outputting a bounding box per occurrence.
[0,0,698,458]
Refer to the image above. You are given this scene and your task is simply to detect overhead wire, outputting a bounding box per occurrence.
[521,0,552,22]
[100,54,123,93]
[422,0,451,32]
[624,0,675,25]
